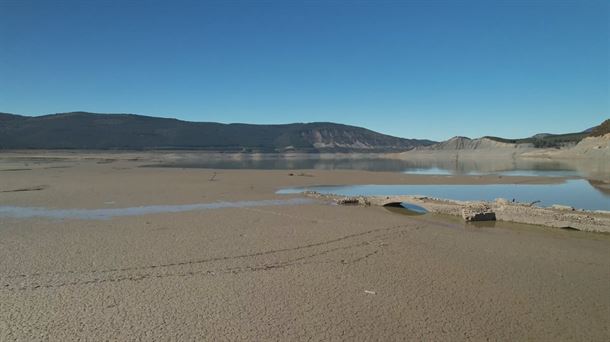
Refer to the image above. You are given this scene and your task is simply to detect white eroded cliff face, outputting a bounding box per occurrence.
[298,127,418,150]
[420,136,531,150]
[569,133,610,157]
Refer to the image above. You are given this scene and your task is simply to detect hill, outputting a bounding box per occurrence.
[422,120,609,151]
[589,119,610,137]
[423,136,525,150]
[484,119,609,148]
[0,112,434,152]
[485,133,588,148]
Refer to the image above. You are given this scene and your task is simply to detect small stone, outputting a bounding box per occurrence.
[495,198,509,205]
[551,204,575,211]
[336,196,370,206]
[336,197,360,205]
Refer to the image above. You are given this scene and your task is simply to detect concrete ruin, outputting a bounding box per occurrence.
[301,191,610,233]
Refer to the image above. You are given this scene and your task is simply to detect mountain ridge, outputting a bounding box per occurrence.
[419,120,608,151]
[0,111,435,152]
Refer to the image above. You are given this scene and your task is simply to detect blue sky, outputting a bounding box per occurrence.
[1,0,607,140]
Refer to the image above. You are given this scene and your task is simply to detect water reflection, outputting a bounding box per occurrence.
[145,154,609,181]
[0,198,314,220]
[588,180,610,196]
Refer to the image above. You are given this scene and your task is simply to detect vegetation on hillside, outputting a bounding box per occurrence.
[483,119,608,148]
[589,119,610,137]
[0,112,434,151]
[484,131,588,149]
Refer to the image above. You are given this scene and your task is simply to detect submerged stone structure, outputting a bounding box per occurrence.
[305,192,610,233]
[461,205,496,221]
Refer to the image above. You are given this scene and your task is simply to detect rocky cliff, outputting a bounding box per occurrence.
[420,136,531,150]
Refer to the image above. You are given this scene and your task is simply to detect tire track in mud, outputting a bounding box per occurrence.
[1,224,410,291]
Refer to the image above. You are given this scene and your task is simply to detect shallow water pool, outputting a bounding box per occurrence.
[0,198,315,220]
[278,179,610,211]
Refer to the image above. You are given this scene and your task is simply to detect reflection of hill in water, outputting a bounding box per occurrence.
[151,154,609,181]
[401,158,574,175]
[588,180,610,196]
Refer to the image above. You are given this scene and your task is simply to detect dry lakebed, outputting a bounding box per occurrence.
[0,151,608,341]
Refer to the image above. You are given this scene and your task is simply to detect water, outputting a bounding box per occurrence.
[278,180,610,211]
[0,198,315,220]
[146,154,607,179]
[463,169,584,177]
[403,167,454,175]
[383,202,429,216]
[147,156,419,172]
[149,155,610,210]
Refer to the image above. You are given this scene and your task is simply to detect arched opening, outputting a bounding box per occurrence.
[382,202,428,216]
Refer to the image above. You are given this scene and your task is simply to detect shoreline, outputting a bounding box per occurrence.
[1,152,607,232]
[0,157,568,210]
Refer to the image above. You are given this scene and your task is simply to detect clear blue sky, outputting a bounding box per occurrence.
[1,0,608,140]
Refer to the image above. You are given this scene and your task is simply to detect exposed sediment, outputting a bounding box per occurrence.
[303,192,610,233]
[1,153,609,340]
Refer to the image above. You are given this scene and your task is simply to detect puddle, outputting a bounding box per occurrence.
[402,167,454,175]
[383,202,428,216]
[0,198,315,220]
[458,169,583,178]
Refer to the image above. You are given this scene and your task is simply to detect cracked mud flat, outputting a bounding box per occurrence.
[0,152,609,341]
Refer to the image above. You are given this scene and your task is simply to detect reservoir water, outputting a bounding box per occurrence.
[278,180,610,211]
[147,154,607,178]
[147,154,609,211]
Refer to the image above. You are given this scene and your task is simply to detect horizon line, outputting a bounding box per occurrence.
[1,109,602,141]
